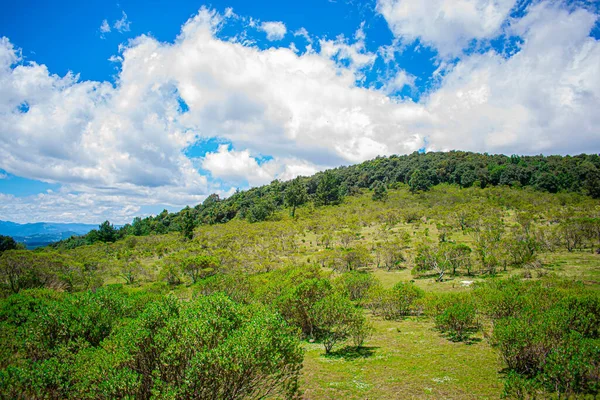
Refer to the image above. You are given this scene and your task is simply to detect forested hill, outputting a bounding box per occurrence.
[54,151,600,249]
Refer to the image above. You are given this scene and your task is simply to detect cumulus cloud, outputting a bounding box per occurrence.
[423,2,600,154]
[377,0,518,57]
[202,145,278,186]
[260,21,287,41]
[202,145,323,187]
[294,27,313,44]
[1,3,599,223]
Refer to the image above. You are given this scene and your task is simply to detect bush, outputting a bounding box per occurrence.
[482,279,600,397]
[367,281,424,320]
[434,301,480,342]
[313,292,367,353]
[334,271,376,303]
[0,291,304,399]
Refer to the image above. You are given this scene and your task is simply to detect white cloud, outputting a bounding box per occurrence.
[201,145,323,187]
[384,69,416,94]
[294,27,313,44]
[113,11,131,33]
[0,171,7,179]
[99,19,111,38]
[423,2,600,154]
[1,3,599,223]
[202,145,277,186]
[260,21,287,41]
[377,0,518,57]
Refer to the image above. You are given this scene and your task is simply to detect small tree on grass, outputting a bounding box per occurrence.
[313,293,367,354]
[367,281,424,320]
[413,243,447,282]
[434,301,480,342]
[181,208,196,240]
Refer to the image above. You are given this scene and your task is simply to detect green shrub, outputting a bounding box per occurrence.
[434,301,480,342]
[0,291,304,399]
[483,279,600,397]
[313,292,367,353]
[367,281,424,320]
[334,271,376,303]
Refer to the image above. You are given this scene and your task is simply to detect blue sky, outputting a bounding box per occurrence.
[0,0,599,223]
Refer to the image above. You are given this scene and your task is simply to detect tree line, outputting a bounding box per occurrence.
[50,151,600,249]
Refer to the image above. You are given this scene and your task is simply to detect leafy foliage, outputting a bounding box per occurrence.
[0,289,303,399]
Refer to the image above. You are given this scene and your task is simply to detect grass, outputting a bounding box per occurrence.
[300,315,503,399]
[540,250,600,283]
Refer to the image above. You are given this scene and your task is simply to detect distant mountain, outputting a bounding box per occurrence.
[0,220,98,249]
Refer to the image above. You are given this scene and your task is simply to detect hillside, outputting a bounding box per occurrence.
[51,151,600,250]
[1,178,599,398]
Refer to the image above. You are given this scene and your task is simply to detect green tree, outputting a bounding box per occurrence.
[97,220,117,243]
[181,208,196,240]
[285,177,308,217]
[409,169,432,193]
[182,255,219,283]
[315,170,342,206]
[313,292,366,354]
[0,235,21,253]
[371,181,388,201]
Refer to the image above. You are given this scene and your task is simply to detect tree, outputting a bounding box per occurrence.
[97,220,117,243]
[247,199,275,223]
[371,181,388,201]
[472,218,505,274]
[380,241,406,271]
[434,299,480,342]
[413,243,448,282]
[0,235,21,253]
[313,292,367,354]
[117,253,143,285]
[409,169,432,193]
[560,219,586,252]
[367,282,424,320]
[315,170,342,206]
[285,177,308,217]
[182,255,219,283]
[334,271,376,303]
[341,245,372,271]
[131,216,149,236]
[441,242,473,275]
[338,229,357,248]
[181,208,196,240]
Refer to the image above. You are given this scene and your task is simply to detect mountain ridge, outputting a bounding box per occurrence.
[0,220,98,249]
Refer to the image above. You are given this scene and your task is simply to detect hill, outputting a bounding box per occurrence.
[51,151,600,250]
[1,152,599,399]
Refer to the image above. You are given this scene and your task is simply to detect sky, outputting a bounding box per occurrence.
[0,0,599,224]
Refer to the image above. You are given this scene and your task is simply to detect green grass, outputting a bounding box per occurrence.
[539,250,600,283]
[300,315,503,399]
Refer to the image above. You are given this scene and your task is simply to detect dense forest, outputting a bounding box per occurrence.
[1,152,600,399]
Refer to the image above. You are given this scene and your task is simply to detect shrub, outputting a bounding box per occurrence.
[434,301,480,342]
[313,292,367,354]
[0,291,304,399]
[367,281,424,320]
[334,271,376,303]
